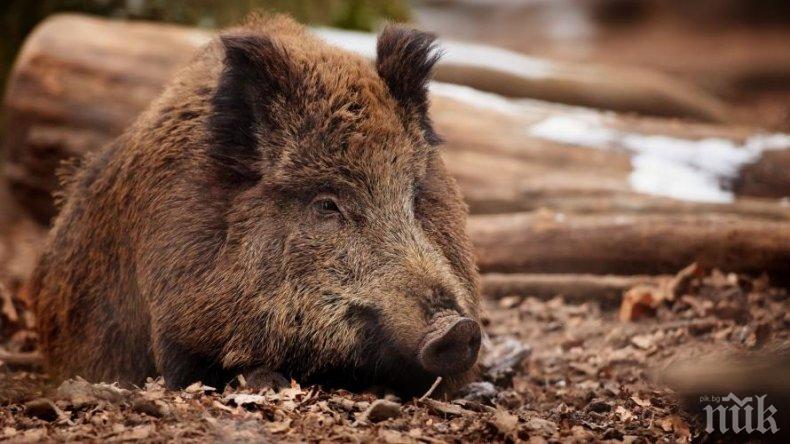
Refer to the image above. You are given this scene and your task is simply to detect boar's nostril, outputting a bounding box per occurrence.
[418,316,481,376]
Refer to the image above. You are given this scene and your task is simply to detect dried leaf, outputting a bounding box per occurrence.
[615,405,635,422]
[569,362,597,376]
[266,417,292,433]
[132,397,168,418]
[184,382,216,394]
[360,399,401,423]
[630,334,654,350]
[619,285,665,321]
[212,400,235,413]
[111,424,153,441]
[56,378,129,405]
[525,417,557,435]
[222,393,266,407]
[17,428,48,443]
[490,408,518,436]
[378,429,407,443]
[278,384,305,401]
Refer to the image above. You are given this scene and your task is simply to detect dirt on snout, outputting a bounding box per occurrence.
[1,267,788,442]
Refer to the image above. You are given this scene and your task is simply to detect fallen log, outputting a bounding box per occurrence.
[2,14,204,223]
[470,211,790,278]
[466,192,790,220]
[430,86,790,206]
[5,14,788,224]
[416,0,790,108]
[0,182,45,293]
[2,14,789,281]
[481,273,667,307]
[318,27,733,123]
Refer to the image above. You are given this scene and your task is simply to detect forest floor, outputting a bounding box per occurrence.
[1,266,787,442]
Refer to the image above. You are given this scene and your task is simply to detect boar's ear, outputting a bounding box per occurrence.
[376,26,443,145]
[208,34,298,184]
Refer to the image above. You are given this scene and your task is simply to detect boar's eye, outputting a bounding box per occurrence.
[312,195,342,218]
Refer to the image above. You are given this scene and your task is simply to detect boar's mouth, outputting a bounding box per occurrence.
[298,352,440,398]
[277,305,480,397]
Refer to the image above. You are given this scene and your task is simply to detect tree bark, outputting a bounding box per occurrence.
[319,27,734,122]
[470,212,790,279]
[3,14,789,224]
[480,273,667,307]
[2,14,204,223]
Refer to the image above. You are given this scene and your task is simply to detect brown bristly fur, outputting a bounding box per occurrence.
[31,15,480,397]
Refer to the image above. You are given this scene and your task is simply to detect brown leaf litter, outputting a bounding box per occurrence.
[1,265,788,442]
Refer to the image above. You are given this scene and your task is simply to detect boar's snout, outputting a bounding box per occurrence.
[418,314,481,376]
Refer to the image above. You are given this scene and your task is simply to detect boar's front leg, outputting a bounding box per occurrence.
[153,332,233,389]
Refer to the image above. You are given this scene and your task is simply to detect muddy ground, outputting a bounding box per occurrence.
[1,266,787,442]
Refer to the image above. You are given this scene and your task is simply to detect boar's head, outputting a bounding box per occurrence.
[143,19,481,396]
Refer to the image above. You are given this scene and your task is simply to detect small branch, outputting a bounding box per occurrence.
[481,273,668,308]
[419,376,443,401]
[0,283,20,323]
[0,349,43,368]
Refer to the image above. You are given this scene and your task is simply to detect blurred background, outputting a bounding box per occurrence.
[1,0,789,290]
[417,0,790,131]
[2,0,789,130]
[2,1,789,278]
[0,2,789,440]
[0,0,411,96]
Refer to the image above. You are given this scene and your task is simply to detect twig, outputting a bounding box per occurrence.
[0,283,20,323]
[481,273,669,308]
[419,376,442,401]
[236,373,247,388]
[0,349,43,368]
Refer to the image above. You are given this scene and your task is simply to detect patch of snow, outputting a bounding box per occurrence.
[429,82,527,115]
[529,115,790,203]
[185,30,212,47]
[441,41,555,80]
[529,114,615,147]
[429,82,594,118]
[313,28,554,80]
[313,28,376,59]
[314,27,790,204]
[539,0,595,43]
[628,151,735,203]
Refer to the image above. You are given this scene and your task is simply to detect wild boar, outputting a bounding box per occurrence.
[32,15,481,396]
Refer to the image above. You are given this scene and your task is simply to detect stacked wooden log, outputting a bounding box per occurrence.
[2,14,789,300]
[2,14,750,223]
